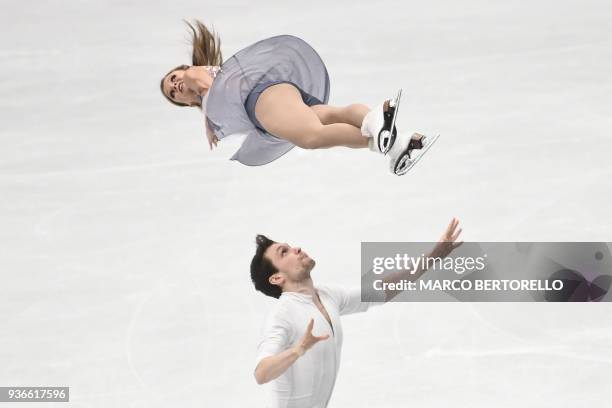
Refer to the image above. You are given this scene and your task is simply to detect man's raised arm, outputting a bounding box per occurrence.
[381,217,463,302]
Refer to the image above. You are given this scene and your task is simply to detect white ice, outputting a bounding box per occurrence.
[1,0,612,407]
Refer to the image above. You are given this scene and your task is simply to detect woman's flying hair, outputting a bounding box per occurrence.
[186,19,223,67]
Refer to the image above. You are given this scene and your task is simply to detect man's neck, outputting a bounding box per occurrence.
[283,278,315,296]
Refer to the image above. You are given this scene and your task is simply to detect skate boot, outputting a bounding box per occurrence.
[360,89,402,154]
[388,132,440,175]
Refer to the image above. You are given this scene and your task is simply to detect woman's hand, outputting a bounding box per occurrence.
[206,124,219,150]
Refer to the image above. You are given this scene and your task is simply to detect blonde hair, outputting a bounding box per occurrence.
[160,20,223,107]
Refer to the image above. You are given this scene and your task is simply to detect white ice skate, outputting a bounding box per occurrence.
[388,133,439,176]
[361,89,402,154]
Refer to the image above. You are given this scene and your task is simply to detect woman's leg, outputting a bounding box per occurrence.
[310,104,370,128]
[255,83,368,149]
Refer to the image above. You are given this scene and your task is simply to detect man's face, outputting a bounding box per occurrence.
[264,242,315,287]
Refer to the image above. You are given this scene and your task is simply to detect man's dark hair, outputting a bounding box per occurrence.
[250,234,282,299]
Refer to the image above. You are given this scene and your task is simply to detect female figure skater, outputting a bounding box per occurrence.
[160,20,437,175]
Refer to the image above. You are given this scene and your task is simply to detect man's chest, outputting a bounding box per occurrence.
[288,300,343,343]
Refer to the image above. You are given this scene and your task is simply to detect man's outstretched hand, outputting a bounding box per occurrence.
[294,319,330,357]
[430,217,463,259]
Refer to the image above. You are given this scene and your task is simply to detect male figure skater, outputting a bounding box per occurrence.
[250,218,463,408]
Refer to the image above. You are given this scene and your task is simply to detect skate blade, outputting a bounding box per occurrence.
[393,134,440,176]
[379,130,392,154]
[383,89,403,155]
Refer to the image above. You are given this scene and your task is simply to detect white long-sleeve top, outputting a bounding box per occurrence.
[256,286,382,408]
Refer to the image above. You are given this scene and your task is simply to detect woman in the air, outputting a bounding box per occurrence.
[160,20,437,175]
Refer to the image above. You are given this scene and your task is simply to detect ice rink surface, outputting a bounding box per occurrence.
[1,0,612,406]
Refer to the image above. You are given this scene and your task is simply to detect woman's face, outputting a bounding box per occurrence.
[162,69,199,106]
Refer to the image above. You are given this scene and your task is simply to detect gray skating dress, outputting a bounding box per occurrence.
[204,35,330,166]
